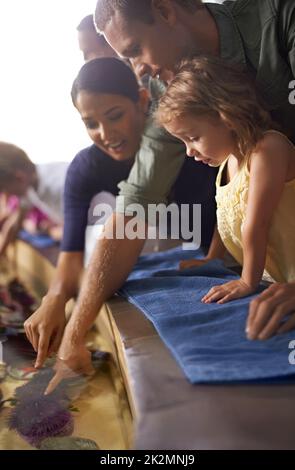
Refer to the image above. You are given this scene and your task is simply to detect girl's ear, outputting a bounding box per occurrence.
[138,88,150,114]
[219,112,234,131]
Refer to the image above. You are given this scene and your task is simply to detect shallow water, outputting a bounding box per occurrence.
[0,256,132,450]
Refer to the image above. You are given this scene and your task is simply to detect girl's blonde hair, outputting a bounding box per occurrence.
[156,56,272,158]
[0,142,35,191]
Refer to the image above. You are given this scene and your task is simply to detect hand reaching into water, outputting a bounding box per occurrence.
[44,339,94,395]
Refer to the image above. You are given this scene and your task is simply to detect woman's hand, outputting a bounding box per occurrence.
[44,339,95,395]
[247,282,295,340]
[179,257,212,270]
[202,279,256,304]
[24,296,67,369]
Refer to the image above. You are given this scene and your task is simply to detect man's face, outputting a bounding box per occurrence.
[104,10,191,82]
[78,30,117,61]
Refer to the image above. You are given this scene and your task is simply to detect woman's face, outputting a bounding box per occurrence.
[75,90,148,161]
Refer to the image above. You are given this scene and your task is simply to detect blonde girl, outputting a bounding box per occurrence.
[156,57,295,313]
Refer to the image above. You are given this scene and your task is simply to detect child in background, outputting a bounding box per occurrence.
[0,142,68,253]
[156,57,295,305]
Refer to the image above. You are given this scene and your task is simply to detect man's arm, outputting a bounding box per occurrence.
[247,282,295,340]
[281,0,295,76]
[64,117,186,345]
[116,115,186,214]
[63,213,145,344]
[45,213,146,394]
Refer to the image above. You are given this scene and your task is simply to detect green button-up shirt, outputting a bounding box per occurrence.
[116,0,295,214]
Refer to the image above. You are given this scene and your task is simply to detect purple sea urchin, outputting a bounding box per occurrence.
[14,368,69,403]
[8,396,74,448]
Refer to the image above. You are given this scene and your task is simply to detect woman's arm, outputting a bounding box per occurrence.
[24,251,84,368]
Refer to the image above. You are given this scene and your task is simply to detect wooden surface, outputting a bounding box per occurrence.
[7,239,295,450]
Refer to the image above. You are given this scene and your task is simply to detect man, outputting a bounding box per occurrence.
[77,14,117,61]
[96,0,295,139]
[27,0,295,392]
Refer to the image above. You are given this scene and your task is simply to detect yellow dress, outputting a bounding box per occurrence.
[215,135,295,283]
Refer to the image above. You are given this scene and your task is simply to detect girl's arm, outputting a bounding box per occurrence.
[180,225,226,270]
[206,225,226,260]
[202,133,291,304]
[241,134,291,288]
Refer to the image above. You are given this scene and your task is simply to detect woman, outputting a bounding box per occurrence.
[24,57,149,365]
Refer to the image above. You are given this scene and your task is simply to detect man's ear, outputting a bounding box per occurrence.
[138,88,150,114]
[151,0,177,26]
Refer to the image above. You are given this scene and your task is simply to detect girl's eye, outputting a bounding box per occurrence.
[108,112,124,122]
[189,137,199,142]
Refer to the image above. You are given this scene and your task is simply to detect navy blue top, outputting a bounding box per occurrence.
[61,144,218,252]
[61,144,133,251]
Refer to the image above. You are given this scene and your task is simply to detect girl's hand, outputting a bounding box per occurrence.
[202,279,256,304]
[44,339,94,395]
[179,257,212,270]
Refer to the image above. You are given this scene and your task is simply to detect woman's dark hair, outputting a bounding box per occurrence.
[71,57,140,106]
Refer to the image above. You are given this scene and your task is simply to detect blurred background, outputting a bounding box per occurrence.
[0,0,97,163]
[0,0,225,164]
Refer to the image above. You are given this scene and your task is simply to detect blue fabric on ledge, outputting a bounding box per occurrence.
[19,230,57,248]
[119,247,295,384]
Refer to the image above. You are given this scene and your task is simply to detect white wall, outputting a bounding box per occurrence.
[0,0,228,164]
[0,0,97,164]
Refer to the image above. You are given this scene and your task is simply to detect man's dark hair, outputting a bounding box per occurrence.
[95,0,202,32]
[77,15,97,32]
[77,14,110,48]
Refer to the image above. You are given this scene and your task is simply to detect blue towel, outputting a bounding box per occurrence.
[19,230,57,248]
[120,247,295,384]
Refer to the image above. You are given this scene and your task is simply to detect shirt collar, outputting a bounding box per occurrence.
[205,2,247,68]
